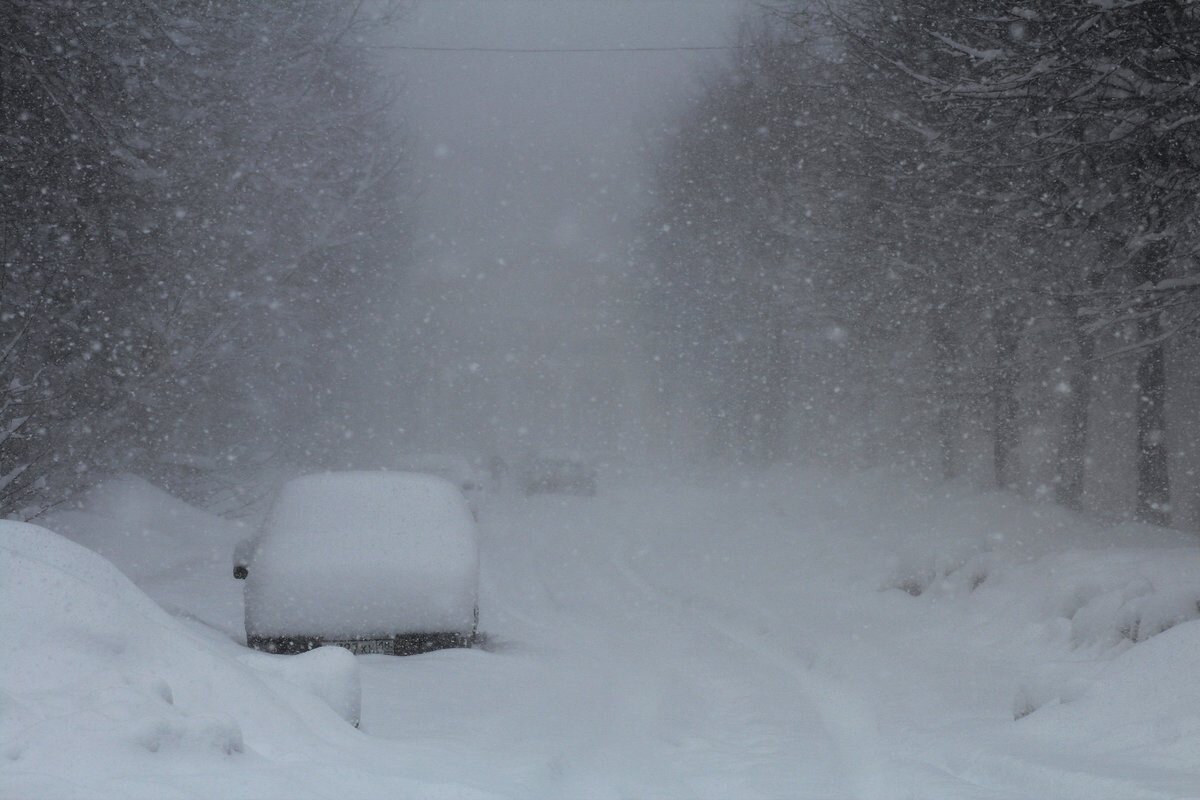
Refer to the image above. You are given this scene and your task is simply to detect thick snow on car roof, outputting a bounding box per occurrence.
[244,471,478,639]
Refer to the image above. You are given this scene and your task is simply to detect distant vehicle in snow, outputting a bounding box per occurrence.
[520,452,597,497]
[393,453,487,517]
[241,471,479,656]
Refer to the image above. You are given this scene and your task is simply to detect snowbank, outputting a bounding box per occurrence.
[7,463,1200,798]
[245,471,478,638]
[42,474,249,578]
[0,521,364,798]
[41,475,251,636]
[238,646,361,728]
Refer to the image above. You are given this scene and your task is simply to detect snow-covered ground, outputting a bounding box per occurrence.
[4,466,1200,798]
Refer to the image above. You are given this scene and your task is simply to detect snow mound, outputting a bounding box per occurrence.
[239,646,361,727]
[40,474,251,636]
[43,474,249,579]
[0,521,362,797]
[1017,621,1200,774]
[245,471,479,638]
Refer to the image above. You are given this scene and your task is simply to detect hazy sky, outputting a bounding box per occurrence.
[383,0,746,452]
[389,0,745,324]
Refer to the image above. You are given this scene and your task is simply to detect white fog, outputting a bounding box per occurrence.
[389,1,738,461]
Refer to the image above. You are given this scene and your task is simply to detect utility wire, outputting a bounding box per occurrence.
[371,43,799,53]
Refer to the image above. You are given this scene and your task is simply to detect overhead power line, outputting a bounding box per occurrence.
[372,43,798,53]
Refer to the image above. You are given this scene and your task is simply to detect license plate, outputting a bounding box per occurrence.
[328,638,394,655]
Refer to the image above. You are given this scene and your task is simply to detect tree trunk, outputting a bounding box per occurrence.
[930,305,960,481]
[1135,319,1171,526]
[1053,295,1096,511]
[754,312,789,465]
[859,354,883,469]
[1134,246,1171,526]
[991,300,1021,490]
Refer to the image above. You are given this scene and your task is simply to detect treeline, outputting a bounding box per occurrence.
[640,0,1199,527]
[1,1,409,516]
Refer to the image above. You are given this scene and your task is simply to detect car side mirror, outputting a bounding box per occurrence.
[233,536,257,580]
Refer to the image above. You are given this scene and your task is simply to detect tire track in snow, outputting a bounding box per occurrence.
[608,542,901,800]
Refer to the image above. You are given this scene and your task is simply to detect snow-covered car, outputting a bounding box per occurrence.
[242,471,479,656]
[520,453,597,497]
[393,453,486,517]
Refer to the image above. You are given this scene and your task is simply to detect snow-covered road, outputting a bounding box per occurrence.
[354,467,1200,799]
[363,475,878,798]
[8,466,1200,799]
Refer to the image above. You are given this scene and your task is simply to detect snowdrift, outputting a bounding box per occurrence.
[0,521,363,799]
[42,475,251,636]
[5,464,1200,799]
[42,474,249,578]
